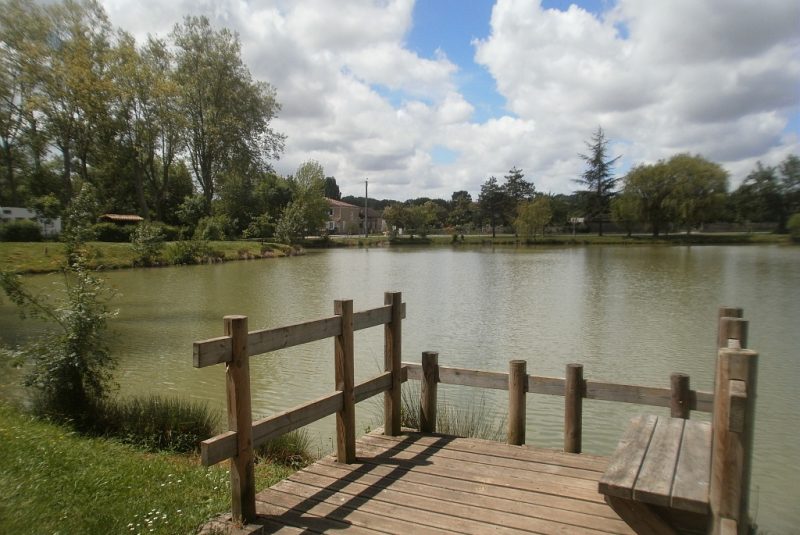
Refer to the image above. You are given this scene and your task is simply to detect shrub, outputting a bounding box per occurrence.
[151,222,181,241]
[0,220,43,242]
[130,222,165,266]
[0,262,117,425]
[255,429,314,468]
[163,239,223,265]
[194,215,233,241]
[96,395,219,453]
[788,213,800,242]
[92,222,132,242]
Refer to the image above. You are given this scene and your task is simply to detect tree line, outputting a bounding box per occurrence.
[2,2,797,243]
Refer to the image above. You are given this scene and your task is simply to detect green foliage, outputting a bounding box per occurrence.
[176,193,209,236]
[130,222,165,266]
[290,160,329,235]
[255,429,314,468]
[514,196,552,239]
[61,183,99,260]
[405,202,439,238]
[163,239,218,265]
[788,213,800,242]
[193,214,233,241]
[95,395,219,453]
[0,219,43,241]
[479,176,508,238]
[611,192,639,236]
[574,127,620,236]
[243,212,276,239]
[91,222,133,242]
[275,201,307,244]
[0,263,117,424]
[668,153,728,232]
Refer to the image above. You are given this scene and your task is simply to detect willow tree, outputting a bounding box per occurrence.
[172,16,284,207]
[575,127,620,236]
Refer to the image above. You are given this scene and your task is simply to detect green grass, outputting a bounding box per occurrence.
[0,241,297,274]
[0,403,295,534]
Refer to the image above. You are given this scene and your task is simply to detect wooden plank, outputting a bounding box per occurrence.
[361,433,606,481]
[439,365,508,390]
[383,292,402,436]
[404,362,422,381]
[354,301,406,331]
[193,335,232,368]
[367,431,610,473]
[284,469,614,535]
[727,379,747,433]
[225,315,256,523]
[263,481,468,534]
[314,456,621,522]
[671,420,712,514]
[248,316,341,357]
[508,360,527,445]
[300,460,633,533]
[692,390,713,413]
[604,495,679,535]
[334,299,355,463]
[353,371,391,403]
[252,391,344,447]
[586,381,672,408]
[598,414,658,499]
[529,375,567,396]
[633,417,685,507]
[202,392,344,466]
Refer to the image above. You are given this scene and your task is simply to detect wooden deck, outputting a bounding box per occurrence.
[205,430,634,534]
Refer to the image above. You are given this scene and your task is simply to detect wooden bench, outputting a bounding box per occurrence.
[599,415,711,534]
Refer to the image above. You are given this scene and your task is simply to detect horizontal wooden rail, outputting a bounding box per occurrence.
[194,303,406,368]
[201,369,409,466]
[403,362,713,412]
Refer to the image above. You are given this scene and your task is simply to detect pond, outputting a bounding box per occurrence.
[1,244,798,531]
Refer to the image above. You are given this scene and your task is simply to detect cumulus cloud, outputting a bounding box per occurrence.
[101,0,799,198]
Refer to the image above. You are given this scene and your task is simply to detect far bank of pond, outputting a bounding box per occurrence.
[0,245,798,531]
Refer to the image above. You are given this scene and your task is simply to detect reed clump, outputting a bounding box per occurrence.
[254,429,315,468]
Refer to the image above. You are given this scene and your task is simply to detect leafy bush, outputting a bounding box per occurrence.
[255,429,314,468]
[0,220,43,242]
[96,395,219,453]
[788,213,800,242]
[130,222,165,266]
[0,262,117,425]
[194,215,233,241]
[151,222,181,241]
[92,222,132,242]
[163,239,223,265]
[243,213,275,239]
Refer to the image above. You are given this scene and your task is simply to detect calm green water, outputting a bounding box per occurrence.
[1,245,798,531]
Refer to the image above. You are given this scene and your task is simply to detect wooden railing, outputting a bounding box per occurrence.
[193,297,754,529]
[193,292,406,523]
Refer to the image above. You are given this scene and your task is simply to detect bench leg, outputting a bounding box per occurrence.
[604,495,679,535]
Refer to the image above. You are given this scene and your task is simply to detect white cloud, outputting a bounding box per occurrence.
[100,0,799,198]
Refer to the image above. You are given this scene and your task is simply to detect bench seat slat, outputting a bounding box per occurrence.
[633,416,685,506]
[598,414,657,499]
[671,420,712,513]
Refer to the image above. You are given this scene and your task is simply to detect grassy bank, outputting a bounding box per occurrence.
[0,240,297,274]
[0,402,295,535]
[323,232,791,248]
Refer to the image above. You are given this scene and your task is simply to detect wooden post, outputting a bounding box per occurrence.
[335,299,356,463]
[384,291,402,436]
[564,363,583,453]
[508,360,527,446]
[224,315,255,524]
[420,351,439,433]
[710,346,759,535]
[717,306,745,349]
[670,372,691,419]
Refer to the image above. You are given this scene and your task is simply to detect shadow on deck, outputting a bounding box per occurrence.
[203,430,633,535]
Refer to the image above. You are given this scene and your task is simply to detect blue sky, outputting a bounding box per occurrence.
[104,0,799,199]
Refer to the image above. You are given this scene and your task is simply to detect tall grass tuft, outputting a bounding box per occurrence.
[400,382,506,441]
[96,395,220,453]
[255,429,314,468]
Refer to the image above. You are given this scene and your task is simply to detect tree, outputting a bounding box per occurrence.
[611,192,639,237]
[448,190,476,231]
[382,203,407,237]
[405,202,438,238]
[621,162,675,237]
[172,16,284,205]
[514,196,552,240]
[479,176,507,238]
[575,127,620,235]
[290,160,329,235]
[502,167,534,230]
[324,176,341,200]
[730,162,784,231]
[668,154,728,232]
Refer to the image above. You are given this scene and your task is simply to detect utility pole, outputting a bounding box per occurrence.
[364,179,369,238]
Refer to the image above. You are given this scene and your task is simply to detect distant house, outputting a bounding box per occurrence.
[99,214,144,225]
[325,198,385,235]
[0,206,62,236]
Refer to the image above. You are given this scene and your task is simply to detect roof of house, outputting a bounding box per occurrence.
[99,214,144,222]
[326,198,359,208]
